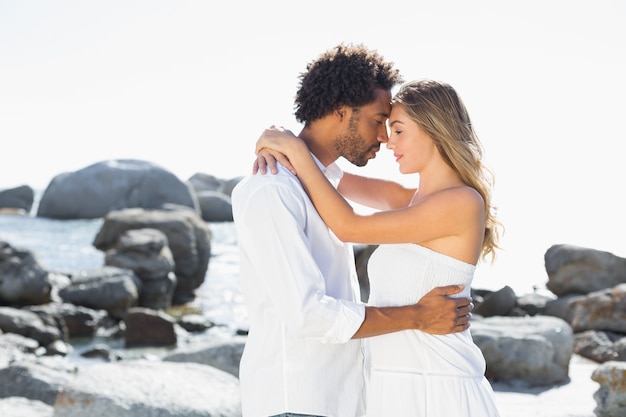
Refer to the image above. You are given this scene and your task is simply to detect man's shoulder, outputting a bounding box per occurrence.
[232,170,302,201]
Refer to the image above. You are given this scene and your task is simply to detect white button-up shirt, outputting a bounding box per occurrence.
[232,155,367,417]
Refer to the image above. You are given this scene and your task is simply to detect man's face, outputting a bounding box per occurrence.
[332,89,392,167]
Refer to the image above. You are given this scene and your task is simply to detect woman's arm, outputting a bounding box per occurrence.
[255,127,415,210]
[256,128,483,246]
[338,172,415,211]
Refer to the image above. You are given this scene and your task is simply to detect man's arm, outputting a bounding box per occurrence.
[352,285,473,338]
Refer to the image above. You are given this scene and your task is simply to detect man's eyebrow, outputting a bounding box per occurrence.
[375,111,390,118]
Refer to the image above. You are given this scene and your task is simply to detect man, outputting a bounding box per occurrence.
[231,43,473,417]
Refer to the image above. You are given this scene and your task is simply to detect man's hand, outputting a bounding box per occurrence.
[412,285,473,334]
[352,284,473,339]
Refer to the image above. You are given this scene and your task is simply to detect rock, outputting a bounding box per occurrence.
[545,244,626,296]
[93,208,211,304]
[187,173,223,192]
[104,228,177,310]
[36,159,199,219]
[591,361,626,417]
[354,244,377,302]
[52,360,241,417]
[0,307,62,347]
[0,208,29,215]
[570,284,626,333]
[79,343,120,361]
[0,397,53,417]
[105,228,174,278]
[124,307,177,347]
[0,242,54,305]
[543,294,583,322]
[473,285,517,317]
[196,190,233,222]
[221,177,243,197]
[516,292,555,316]
[0,185,34,213]
[163,336,246,377]
[177,314,214,333]
[58,267,142,319]
[27,303,107,339]
[0,333,39,367]
[471,315,574,386]
[0,358,77,405]
[574,330,626,363]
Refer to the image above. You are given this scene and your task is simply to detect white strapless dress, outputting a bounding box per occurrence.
[365,244,500,417]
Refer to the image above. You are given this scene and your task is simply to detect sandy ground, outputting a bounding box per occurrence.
[491,355,600,417]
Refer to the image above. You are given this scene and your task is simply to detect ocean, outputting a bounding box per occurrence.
[0,214,248,336]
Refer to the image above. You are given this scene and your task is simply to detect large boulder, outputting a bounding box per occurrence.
[0,396,52,417]
[196,190,233,222]
[545,244,626,296]
[0,307,63,347]
[0,359,77,405]
[0,185,34,214]
[58,267,142,319]
[104,228,177,310]
[471,315,574,386]
[36,160,199,219]
[570,284,626,333]
[52,360,241,417]
[0,242,53,305]
[93,208,212,304]
[163,336,246,377]
[592,361,626,417]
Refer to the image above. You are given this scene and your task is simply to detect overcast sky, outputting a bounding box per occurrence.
[1,0,625,291]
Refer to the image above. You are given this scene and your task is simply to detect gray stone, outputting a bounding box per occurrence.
[0,185,34,213]
[592,361,626,417]
[570,284,626,333]
[93,208,211,304]
[163,336,246,377]
[545,244,626,296]
[124,307,177,347]
[37,159,199,219]
[471,315,574,386]
[0,242,53,305]
[0,397,53,417]
[59,266,141,319]
[473,285,517,317]
[0,307,62,346]
[0,359,77,405]
[51,360,241,417]
[196,190,233,222]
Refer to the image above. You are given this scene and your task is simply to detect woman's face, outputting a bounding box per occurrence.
[386,105,437,174]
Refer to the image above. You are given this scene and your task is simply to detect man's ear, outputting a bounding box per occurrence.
[334,106,348,122]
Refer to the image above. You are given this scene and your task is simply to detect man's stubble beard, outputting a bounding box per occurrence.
[332,112,375,167]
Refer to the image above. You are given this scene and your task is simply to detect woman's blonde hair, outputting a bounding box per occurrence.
[392,79,503,262]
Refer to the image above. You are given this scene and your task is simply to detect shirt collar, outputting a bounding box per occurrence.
[311,153,344,188]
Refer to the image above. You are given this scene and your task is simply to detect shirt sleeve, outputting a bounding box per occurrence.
[236,177,365,343]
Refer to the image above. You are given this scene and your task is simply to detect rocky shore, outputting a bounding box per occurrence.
[1,159,626,417]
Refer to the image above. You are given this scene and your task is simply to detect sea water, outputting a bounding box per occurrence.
[0,215,248,335]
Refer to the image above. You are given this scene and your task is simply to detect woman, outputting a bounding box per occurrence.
[256,79,503,416]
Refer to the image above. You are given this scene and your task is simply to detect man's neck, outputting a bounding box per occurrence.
[298,126,337,167]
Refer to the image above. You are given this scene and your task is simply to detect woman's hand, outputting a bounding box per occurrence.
[253,125,298,175]
[253,148,296,175]
[256,125,305,154]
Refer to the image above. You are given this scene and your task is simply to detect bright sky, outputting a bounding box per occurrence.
[1,0,625,292]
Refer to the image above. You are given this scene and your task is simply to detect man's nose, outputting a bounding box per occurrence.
[378,127,389,143]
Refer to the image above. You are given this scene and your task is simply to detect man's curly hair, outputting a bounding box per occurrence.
[294,43,403,124]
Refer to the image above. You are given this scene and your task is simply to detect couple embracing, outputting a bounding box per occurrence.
[232,43,503,417]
